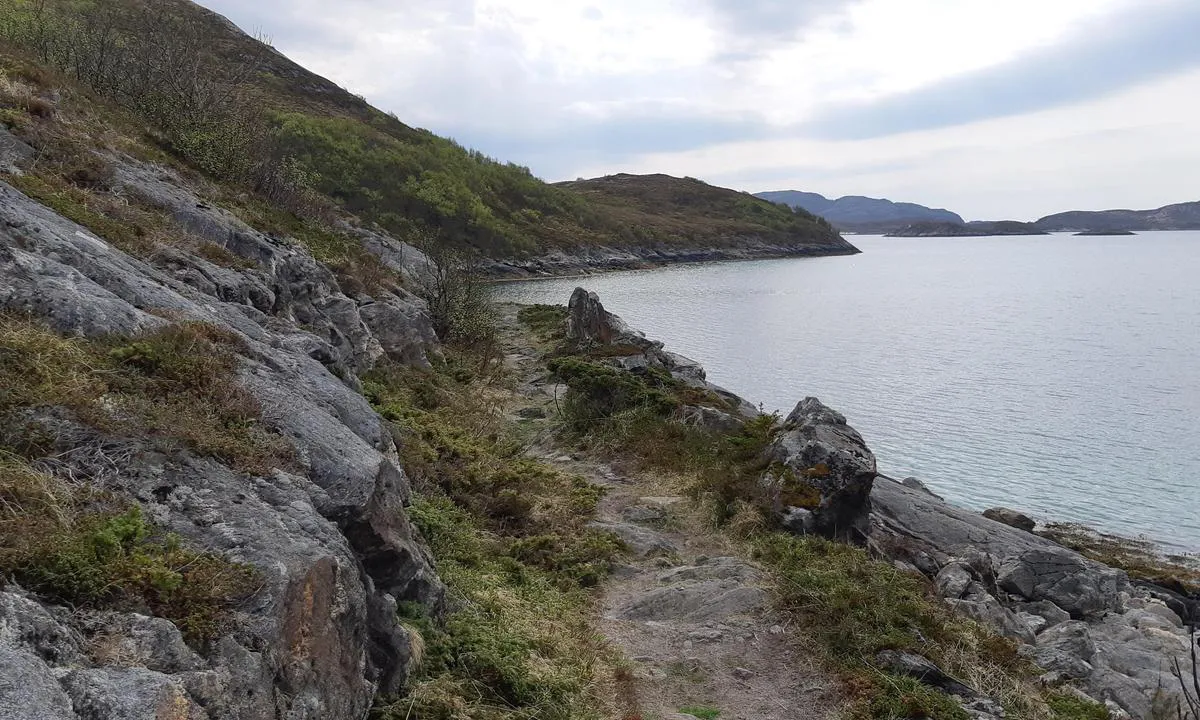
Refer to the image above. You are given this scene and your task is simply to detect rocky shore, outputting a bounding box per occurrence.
[0,144,1193,717]
[562,288,1198,720]
[482,237,862,279]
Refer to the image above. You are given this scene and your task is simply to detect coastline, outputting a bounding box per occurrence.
[482,239,862,281]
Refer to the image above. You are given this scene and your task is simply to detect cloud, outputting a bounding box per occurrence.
[706,0,856,40]
[802,0,1200,139]
[193,0,1199,218]
[451,113,774,177]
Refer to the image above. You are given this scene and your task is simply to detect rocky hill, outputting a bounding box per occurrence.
[1036,201,1200,232]
[501,174,859,276]
[756,190,964,233]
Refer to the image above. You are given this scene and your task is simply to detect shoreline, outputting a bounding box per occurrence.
[482,241,861,282]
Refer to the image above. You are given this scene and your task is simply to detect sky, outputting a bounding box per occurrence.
[196,0,1200,221]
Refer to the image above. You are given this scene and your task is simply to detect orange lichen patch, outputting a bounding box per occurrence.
[803,463,831,479]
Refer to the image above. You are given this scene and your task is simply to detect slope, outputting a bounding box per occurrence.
[0,0,857,269]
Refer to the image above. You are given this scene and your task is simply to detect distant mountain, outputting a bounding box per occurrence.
[886,220,1047,237]
[755,190,963,233]
[1035,201,1200,232]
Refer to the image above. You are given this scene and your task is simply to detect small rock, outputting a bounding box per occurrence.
[687,629,724,642]
[901,476,944,499]
[983,507,1037,533]
[589,520,676,558]
[732,667,755,680]
[781,506,816,535]
[936,562,975,599]
[622,504,667,525]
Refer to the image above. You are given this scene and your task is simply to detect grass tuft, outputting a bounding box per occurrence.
[0,452,258,645]
[0,315,292,473]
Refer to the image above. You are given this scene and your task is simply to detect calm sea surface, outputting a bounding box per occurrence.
[495,232,1200,550]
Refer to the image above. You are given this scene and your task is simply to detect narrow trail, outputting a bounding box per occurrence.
[495,304,839,720]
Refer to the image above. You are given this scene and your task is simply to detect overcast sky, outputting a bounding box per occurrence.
[198,0,1200,220]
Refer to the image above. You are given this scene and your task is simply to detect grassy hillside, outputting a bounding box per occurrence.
[559,174,844,247]
[0,0,850,262]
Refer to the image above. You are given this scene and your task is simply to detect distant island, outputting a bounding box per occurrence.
[1074,230,1137,236]
[886,220,1048,237]
[754,190,962,234]
[1035,201,1200,232]
[758,190,1200,236]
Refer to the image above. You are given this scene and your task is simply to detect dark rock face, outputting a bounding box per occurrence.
[766,398,877,542]
[0,175,444,719]
[983,507,1037,533]
[870,478,1195,718]
[567,287,656,350]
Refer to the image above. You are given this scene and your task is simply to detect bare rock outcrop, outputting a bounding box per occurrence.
[565,287,760,424]
[0,176,444,719]
[870,478,1195,718]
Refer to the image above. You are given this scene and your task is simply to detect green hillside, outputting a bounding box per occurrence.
[0,0,850,263]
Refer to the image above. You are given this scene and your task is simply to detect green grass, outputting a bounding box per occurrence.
[516,304,568,345]
[363,359,621,719]
[679,705,722,720]
[0,453,258,645]
[751,530,1112,720]
[0,315,293,473]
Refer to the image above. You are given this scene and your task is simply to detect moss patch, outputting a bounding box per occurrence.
[0,453,258,644]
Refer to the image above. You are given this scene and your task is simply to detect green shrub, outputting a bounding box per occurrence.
[516,304,568,344]
[547,357,679,430]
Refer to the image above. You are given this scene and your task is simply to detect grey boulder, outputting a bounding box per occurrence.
[766,398,877,542]
[996,550,1126,618]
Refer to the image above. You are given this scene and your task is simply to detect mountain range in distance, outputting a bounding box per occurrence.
[755,190,1200,236]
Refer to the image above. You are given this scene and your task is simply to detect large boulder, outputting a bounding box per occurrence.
[765,398,877,542]
[567,287,657,350]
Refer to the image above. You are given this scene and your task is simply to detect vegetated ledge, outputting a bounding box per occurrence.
[479,172,862,279]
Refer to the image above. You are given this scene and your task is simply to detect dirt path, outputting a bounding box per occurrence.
[495,305,839,720]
